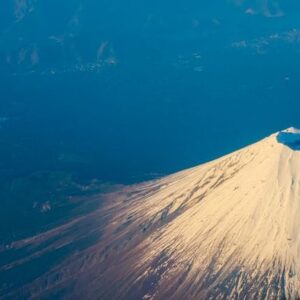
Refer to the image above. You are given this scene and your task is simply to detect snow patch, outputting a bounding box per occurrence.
[277,127,300,150]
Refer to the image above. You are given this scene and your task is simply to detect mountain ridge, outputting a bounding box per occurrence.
[1,128,300,299]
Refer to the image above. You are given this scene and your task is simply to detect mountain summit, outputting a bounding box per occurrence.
[1,129,300,299]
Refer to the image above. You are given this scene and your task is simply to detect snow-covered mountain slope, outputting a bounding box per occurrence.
[1,128,300,299]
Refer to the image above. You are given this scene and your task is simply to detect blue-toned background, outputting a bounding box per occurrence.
[1,0,300,241]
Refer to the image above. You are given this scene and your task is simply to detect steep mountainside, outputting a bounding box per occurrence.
[1,128,300,299]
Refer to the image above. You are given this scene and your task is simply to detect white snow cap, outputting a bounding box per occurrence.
[92,128,300,299]
[281,126,300,133]
[277,127,300,150]
[6,127,300,299]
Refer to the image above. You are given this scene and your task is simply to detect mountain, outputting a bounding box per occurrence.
[1,128,300,299]
[2,0,300,258]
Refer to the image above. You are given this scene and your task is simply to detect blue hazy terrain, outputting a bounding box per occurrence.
[1,0,300,241]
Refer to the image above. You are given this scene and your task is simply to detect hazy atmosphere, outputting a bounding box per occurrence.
[1,1,300,299]
[1,0,300,237]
